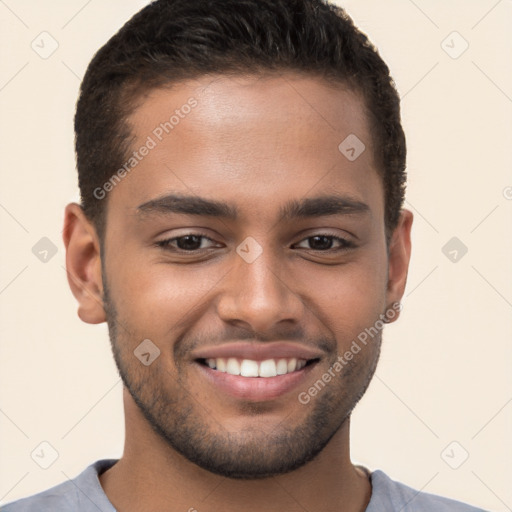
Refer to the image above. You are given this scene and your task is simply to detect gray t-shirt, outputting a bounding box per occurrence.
[1,459,489,511]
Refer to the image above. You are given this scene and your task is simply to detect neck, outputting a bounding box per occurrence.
[100,388,372,512]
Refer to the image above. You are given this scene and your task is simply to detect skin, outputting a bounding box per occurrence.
[63,73,413,512]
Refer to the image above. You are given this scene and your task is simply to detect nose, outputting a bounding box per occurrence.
[216,246,305,333]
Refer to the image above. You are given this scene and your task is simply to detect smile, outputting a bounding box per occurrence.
[195,359,320,402]
[198,357,314,377]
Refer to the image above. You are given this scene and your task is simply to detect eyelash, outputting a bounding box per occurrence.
[156,232,356,254]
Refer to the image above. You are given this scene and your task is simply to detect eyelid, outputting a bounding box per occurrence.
[156,231,220,250]
[156,230,356,253]
[292,232,355,250]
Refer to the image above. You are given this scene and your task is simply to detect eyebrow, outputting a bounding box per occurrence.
[136,193,370,222]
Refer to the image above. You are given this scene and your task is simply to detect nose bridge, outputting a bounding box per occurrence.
[216,239,303,331]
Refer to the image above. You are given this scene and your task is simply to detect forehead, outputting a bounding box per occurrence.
[129,73,371,148]
[108,73,382,225]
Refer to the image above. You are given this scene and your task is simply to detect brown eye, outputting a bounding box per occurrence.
[308,236,335,250]
[175,235,203,251]
[293,234,354,251]
[157,233,219,252]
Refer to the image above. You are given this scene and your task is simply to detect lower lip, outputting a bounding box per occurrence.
[195,361,318,402]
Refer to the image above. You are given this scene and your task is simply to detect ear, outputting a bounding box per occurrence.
[385,209,413,323]
[62,203,106,324]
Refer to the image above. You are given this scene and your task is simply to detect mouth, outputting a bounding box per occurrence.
[196,356,318,377]
[194,356,321,402]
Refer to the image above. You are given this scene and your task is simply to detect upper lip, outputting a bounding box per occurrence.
[191,341,324,362]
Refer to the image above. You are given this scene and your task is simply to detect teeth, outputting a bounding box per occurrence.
[226,357,240,376]
[240,359,259,377]
[259,359,277,377]
[276,359,288,375]
[204,357,310,377]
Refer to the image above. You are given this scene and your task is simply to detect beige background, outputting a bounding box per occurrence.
[1,0,511,510]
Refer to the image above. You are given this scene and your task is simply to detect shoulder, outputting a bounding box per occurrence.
[367,470,490,512]
[1,480,79,512]
[1,459,118,512]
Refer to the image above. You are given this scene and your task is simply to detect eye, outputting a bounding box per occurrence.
[293,234,355,252]
[157,233,220,252]
[156,232,355,254]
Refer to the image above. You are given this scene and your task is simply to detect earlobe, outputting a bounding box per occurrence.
[385,209,413,323]
[62,203,106,324]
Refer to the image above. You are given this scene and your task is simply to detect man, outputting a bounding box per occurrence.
[3,0,488,510]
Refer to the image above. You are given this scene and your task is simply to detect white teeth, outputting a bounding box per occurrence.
[259,359,277,377]
[216,357,227,372]
[240,359,259,377]
[276,359,288,375]
[204,357,311,377]
[226,357,240,376]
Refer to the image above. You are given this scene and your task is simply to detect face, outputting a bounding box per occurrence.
[72,73,411,479]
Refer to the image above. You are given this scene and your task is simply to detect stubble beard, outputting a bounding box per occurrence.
[101,276,382,479]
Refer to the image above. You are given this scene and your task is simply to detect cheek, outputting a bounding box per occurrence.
[299,252,388,344]
[108,258,225,338]
[106,232,388,348]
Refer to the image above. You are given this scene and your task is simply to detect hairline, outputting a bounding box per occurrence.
[89,69,393,247]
